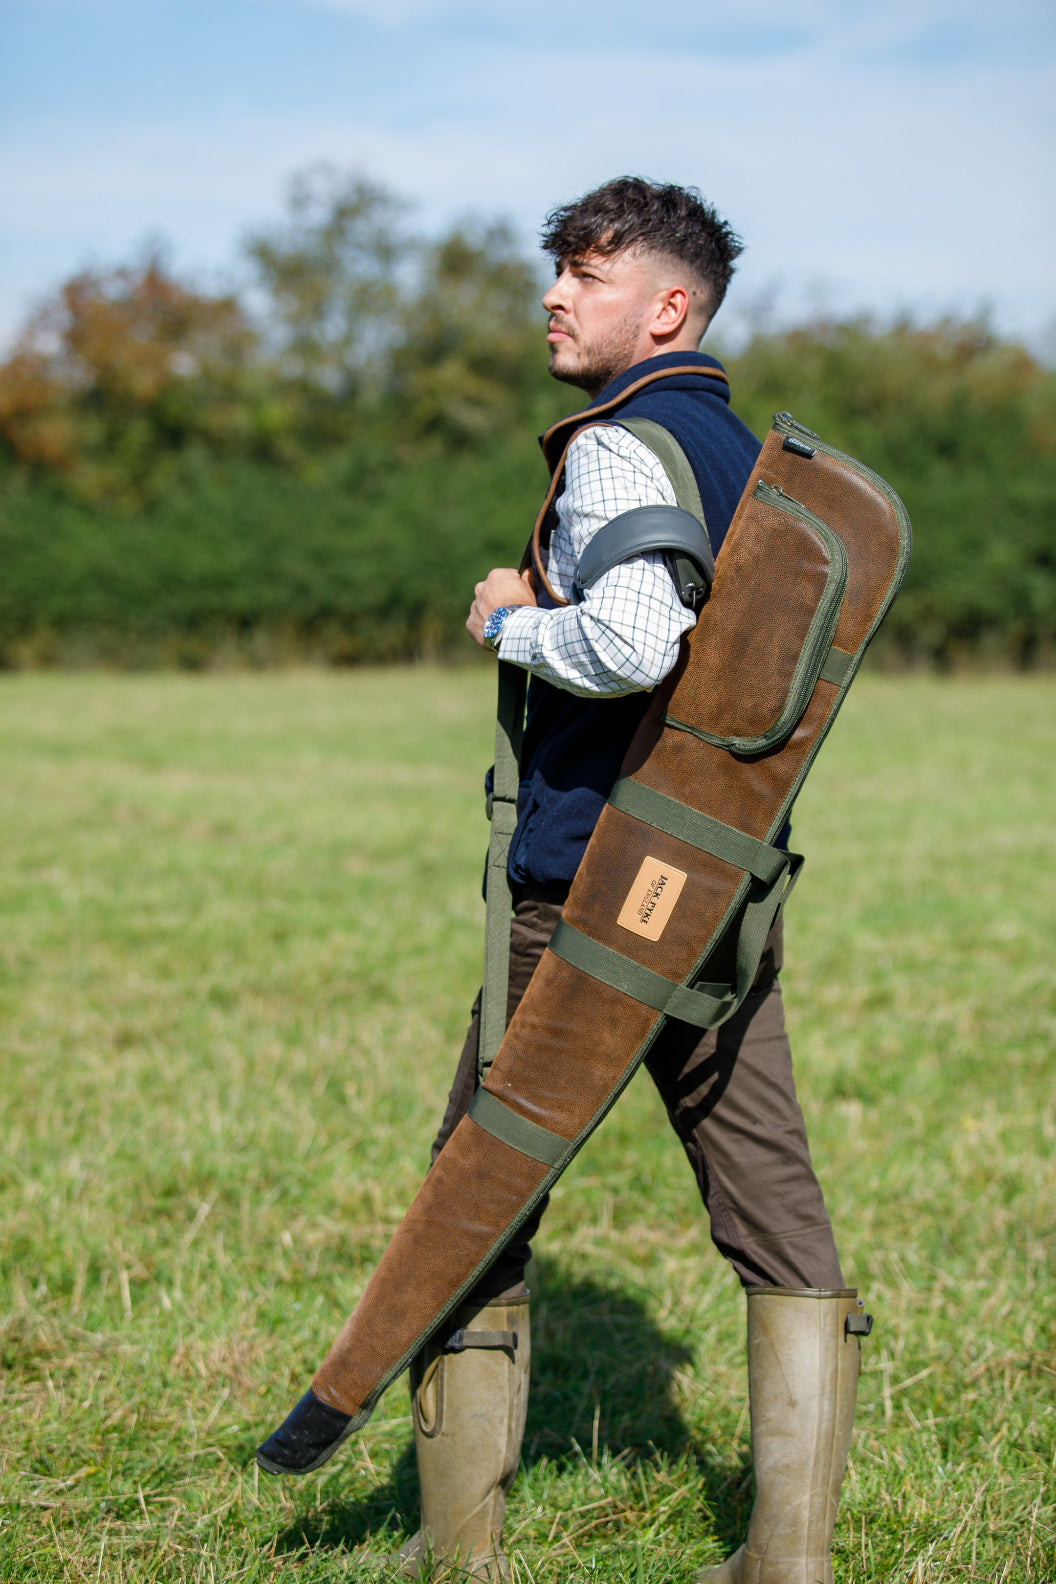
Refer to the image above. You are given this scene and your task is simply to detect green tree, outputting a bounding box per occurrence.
[244,165,410,399]
[730,316,1056,665]
[391,220,558,444]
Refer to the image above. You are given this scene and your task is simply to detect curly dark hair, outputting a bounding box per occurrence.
[540,176,744,317]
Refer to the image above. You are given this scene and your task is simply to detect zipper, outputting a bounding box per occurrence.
[772,411,913,601]
[774,410,821,442]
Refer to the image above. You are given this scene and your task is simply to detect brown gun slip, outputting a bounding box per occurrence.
[256,409,911,1474]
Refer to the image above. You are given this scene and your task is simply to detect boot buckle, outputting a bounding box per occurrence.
[443,1326,518,1358]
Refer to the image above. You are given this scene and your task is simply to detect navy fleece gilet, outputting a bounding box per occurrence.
[506,352,761,889]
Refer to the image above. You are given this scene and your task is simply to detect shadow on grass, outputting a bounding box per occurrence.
[527,1257,694,1462]
[272,1439,420,1561]
[269,1258,750,1561]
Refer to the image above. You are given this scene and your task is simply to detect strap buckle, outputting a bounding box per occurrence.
[443,1326,518,1357]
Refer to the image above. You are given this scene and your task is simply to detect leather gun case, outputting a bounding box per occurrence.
[269,410,911,1450]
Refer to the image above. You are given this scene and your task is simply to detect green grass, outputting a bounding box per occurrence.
[0,670,1053,1582]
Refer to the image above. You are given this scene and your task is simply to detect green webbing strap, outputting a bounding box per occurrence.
[608,778,787,885]
[731,849,804,1007]
[468,1086,568,1167]
[618,417,706,526]
[549,842,805,1033]
[819,645,854,687]
[479,662,527,1083]
[617,419,711,604]
[549,920,736,1027]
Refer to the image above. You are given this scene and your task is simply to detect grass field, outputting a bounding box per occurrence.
[0,669,1053,1583]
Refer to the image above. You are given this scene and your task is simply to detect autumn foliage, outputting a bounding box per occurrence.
[0,255,263,504]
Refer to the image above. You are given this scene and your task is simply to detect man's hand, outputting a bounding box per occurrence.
[466,567,537,649]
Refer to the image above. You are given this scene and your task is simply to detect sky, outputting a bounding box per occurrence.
[1,0,1054,353]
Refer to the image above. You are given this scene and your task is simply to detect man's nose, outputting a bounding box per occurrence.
[542,271,571,313]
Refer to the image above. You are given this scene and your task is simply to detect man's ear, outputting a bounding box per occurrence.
[652,285,691,339]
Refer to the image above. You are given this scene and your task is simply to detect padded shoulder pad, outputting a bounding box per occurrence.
[574,504,715,609]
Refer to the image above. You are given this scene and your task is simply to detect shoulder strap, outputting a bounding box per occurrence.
[528,417,711,608]
[573,504,713,609]
[482,419,712,1074]
[478,660,526,1082]
[598,419,713,609]
[529,363,725,604]
[616,416,706,526]
[482,414,715,1075]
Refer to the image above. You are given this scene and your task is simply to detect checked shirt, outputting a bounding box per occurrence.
[497,424,697,697]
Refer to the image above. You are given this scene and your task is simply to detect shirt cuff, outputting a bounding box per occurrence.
[495,603,550,666]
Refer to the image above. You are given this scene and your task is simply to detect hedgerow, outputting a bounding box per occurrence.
[0,170,1052,668]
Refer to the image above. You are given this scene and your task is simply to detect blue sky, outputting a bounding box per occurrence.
[2,0,1053,351]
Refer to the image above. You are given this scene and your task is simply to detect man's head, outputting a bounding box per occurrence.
[540,176,743,396]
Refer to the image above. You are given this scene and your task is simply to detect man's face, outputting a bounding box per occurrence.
[542,248,663,396]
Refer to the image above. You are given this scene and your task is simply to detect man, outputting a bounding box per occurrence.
[416,179,855,1583]
[259,178,863,1584]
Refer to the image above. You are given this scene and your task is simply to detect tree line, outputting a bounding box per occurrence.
[0,167,1053,668]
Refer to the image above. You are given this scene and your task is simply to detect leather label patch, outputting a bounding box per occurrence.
[617,857,688,941]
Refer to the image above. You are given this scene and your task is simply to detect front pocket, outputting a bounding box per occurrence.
[661,481,848,756]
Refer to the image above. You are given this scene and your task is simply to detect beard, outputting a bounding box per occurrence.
[547,310,643,397]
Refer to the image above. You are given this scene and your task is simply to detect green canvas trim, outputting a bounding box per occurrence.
[818,645,854,686]
[607,777,787,884]
[468,1086,569,1167]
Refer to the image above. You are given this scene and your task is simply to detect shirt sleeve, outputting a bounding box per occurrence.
[496,424,698,698]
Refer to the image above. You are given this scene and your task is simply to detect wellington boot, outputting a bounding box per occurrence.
[380,1294,530,1582]
[697,1287,870,1584]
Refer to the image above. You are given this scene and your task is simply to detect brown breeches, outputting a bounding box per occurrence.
[431,889,843,1303]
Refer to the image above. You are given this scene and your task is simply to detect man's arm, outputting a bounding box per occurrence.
[467,425,696,697]
[466,566,537,647]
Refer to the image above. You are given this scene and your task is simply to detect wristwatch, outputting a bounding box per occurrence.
[482,605,516,652]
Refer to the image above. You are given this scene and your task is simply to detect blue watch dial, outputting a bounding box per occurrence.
[483,606,514,650]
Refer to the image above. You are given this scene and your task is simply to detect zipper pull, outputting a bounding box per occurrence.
[755,480,794,502]
[774,410,822,442]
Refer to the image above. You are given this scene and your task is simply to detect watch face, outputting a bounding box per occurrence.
[484,607,509,646]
